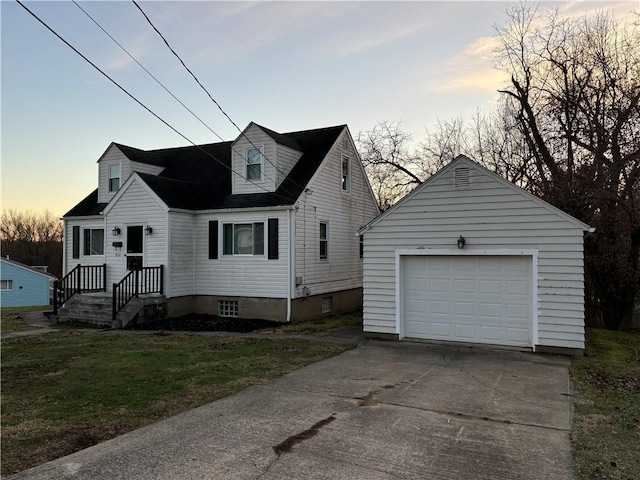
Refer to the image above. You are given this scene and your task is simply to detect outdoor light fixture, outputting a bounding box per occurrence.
[145,226,153,235]
[457,235,466,249]
[112,226,121,236]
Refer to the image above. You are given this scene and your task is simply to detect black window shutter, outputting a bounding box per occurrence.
[208,221,218,259]
[72,226,80,259]
[268,218,278,260]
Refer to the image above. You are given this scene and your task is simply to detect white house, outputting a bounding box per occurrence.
[359,155,592,354]
[1,257,56,307]
[61,123,379,323]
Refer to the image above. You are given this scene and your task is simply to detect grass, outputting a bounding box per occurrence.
[258,310,363,336]
[0,331,353,476]
[571,328,640,480]
[1,305,49,333]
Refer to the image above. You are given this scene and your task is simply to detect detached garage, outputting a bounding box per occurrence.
[360,155,592,354]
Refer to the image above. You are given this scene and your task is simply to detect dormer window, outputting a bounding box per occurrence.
[109,164,121,192]
[246,147,263,181]
[341,154,350,193]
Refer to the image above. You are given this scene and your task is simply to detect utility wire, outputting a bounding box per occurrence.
[71,0,297,199]
[74,0,300,199]
[131,0,309,192]
[72,0,226,143]
[15,0,294,202]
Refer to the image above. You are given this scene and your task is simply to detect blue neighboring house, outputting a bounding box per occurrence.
[0,257,56,307]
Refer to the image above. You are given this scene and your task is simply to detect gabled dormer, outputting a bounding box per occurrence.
[97,143,164,204]
[230,123,303,195]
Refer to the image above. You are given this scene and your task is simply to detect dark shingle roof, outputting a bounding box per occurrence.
[64,189,107,217]
[65,124,345,216]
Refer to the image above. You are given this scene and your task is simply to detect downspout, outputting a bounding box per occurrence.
[287,208,293,323]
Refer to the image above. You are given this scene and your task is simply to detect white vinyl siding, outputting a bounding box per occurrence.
[294,128,379,298]
[194,211,290,298]
[104,180,168,293]
[362,158,588,350]
[276,144,302,186]
[63,218,105,274]
[231,125,277,194]
[168,211,195,297]
[98,145,164,203]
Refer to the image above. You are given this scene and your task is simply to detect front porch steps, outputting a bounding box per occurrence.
[56,292,167,329]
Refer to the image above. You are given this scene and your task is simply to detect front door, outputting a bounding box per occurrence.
[125,225,144,271]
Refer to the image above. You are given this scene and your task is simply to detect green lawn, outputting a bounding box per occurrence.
[571,328,640,480]
[1,305,49,333]
[1,331,352,476]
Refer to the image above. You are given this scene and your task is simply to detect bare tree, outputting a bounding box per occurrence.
[495,4,640,329]
[1,210,63,278]
[356,5,639,329]
[357,121,428,210]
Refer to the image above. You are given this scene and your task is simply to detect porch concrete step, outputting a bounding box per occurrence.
[57,292,167,329]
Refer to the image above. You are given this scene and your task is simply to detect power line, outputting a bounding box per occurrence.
[73,0,300,199]
[72,0,226,143]
[131,0,309,192]
[14,0,295,203]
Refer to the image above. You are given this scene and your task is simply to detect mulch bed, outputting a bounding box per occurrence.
[127,313,281,333]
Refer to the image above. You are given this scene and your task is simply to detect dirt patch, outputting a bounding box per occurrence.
[128,313,281,333]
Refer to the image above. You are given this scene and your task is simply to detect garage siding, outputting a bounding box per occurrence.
[363,158,588,350]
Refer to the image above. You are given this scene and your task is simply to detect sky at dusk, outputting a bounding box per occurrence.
[1,0,636,217]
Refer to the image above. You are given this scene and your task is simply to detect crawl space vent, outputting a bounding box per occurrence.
[454,167,470,188]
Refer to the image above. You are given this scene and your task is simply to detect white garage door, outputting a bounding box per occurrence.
[402,255,532,347]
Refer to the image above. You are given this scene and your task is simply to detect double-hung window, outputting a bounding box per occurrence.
[223,223,264,255]
[319,222,328,260]
[246,147,263,181]
[108,164,121,192]
[341,154,350,192]
[83,228,105,255]
[1,280,13,291]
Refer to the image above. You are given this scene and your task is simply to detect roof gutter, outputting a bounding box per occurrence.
[167,205,296,215]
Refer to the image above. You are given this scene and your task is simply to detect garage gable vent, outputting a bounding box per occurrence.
[454,167,470,188]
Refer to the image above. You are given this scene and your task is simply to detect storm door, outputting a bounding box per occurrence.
[125,225,144,271]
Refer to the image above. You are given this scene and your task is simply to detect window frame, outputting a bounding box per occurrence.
[341,154,350,193]
[319,222,329,260]
[222,222,265,256]
[245,146,264,182]
[108,163,121,192]
[83,228,105,256]
[1,279,13,291]
[218,300,238,317]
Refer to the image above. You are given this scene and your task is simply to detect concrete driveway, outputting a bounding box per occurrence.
[10,341,574,480]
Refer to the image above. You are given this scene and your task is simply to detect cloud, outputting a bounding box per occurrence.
[432,35,505,93]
